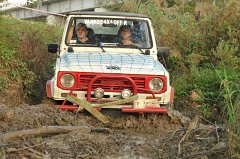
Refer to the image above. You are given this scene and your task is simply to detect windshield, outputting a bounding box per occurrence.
[66,17,152,49]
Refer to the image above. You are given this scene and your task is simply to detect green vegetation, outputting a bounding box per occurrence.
[0,0,239,156]
[0,15,62,103]
[25,0,39,8]
[107,0,240,156]
[219,70,240,129]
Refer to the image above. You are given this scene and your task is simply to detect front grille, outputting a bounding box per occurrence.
[79,74,146,93]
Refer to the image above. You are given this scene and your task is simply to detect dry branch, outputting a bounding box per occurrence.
[1,126,91,142]
[182,146,227,159]
[66,95,110,124]
[92,95,138,107]
[6,142,46,153]
[27,148,45,158]
[178,115,199,154]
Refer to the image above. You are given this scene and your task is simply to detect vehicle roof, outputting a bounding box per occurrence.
[67,12,149,18]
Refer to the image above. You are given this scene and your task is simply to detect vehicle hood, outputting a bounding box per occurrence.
[58,52,166,75]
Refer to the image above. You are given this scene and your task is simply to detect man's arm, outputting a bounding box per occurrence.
[66,22,75,44]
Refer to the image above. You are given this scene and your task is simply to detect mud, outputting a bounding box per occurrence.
[0,103,228,159]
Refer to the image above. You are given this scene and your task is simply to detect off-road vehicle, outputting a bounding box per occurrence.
[46,12,174,113]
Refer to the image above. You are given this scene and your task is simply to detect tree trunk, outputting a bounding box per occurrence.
[1,126,91,142]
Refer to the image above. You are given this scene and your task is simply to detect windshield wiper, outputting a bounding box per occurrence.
[97,42,106,52]
[119,44,145,54]
[130,44,145,54]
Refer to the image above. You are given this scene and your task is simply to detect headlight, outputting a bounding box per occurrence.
[94,88,104,99]
[121,89,131,99]
[149,78,163,92]
[60,74,75,88]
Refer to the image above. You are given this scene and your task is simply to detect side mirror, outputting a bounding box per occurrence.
[48,44,59,53]
[157,47,170,59]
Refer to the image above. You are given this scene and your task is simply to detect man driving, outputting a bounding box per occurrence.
[67,22,95,44]
[75,23,95,44]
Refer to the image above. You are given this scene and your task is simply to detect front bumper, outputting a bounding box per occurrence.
[47,74,173,113]
[54,105,167,113]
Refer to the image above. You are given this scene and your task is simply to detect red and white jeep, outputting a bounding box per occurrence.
[46,12,174,113]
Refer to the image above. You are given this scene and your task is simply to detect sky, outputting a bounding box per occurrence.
[1,0,27,9]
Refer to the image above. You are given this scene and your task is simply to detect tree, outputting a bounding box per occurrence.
[0,0,6,9]
[25,0,38,8]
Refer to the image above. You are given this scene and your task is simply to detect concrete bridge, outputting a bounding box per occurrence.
[4,0,108,19]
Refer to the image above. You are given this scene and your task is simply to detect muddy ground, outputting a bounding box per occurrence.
[0,100,231,159]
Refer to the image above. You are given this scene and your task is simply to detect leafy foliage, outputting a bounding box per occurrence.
[24,0,38,8]
[0,15,62,103]
[108,0,240,133]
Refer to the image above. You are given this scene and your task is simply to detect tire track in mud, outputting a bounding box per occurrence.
[0,103,228,159]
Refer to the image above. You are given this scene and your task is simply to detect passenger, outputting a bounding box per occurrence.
[75,23,95,44]
[118,25,134,46]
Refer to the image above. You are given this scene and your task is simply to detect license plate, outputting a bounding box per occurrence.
[133,99,160,108]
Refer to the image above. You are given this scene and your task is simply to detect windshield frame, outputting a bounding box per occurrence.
[65,16,153,49]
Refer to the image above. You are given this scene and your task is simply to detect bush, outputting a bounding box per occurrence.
[0,16,62,104]
[107,0,240,137]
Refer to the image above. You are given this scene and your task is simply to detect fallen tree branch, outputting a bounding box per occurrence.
[0,143,18,148]
[91,128,110,133]
[215,121,220,142]
[92,95,138,107]
[0,126,100,142]
[6,142,46,153]
[181,144,227,159]
[66,95,110,124]
[27,148,45,158]
[73,96,136,111]
[199,115,215,125]
[166,128,184,142]
[178,115,199,154]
